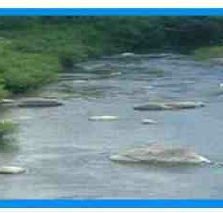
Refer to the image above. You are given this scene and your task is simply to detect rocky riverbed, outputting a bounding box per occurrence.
[0,53,223,198]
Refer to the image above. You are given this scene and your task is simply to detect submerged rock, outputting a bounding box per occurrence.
[88,115,119,121]
[120,52,135,57]
[38,91,76,100]
[209,58,223,65]
[147,53,186,59]
[141,119,157,125]
[2,99,15,104]
[106,72,122,77]
[73,80,87,84]
[0,166,27,174]
[134,101,205,111]
[17,98,63,107]
[1,99,16,107]
[1,98,64,108]
[110,144,211,165]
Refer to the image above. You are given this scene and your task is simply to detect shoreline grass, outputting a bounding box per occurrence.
[0,121,17,139]
[0,17,223,99]
[193,46,223,61]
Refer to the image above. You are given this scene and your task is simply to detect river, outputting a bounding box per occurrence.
[0,53,223,198]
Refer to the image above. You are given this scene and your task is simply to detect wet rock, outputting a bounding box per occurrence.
[16,116,32,121]
[110,144,211,165]
[0,166,27,174]
[2,99,15,104]
[38,91,76,100]
[147,53,172,59]
[209,58,223,65]
[120,52,135,57]
[106,72,122,77]
[134,101,205,111]
[89,70,121,78]
[73,80,87,84]
[147,53,186,59]
[88,115,119,121]
[58,73,81,81]
[141,119,157,125]
[1,99,17,107]
[17,98,63,107]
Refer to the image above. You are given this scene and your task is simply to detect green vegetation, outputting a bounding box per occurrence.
[0,121,17,139]
[0,16,223,98]
[193,46,223,61]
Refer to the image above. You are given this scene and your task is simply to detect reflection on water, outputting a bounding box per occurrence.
[0,54,223,198]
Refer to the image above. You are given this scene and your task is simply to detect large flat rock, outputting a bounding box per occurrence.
[134,101,205,111]
[0,166,27,174]
[17,98,63,107]
[110,144,211,165]
[88,115,119,121]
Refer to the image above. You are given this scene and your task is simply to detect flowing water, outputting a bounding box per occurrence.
[1,53,223,198]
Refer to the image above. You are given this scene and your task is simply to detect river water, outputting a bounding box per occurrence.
[1,53,223,198]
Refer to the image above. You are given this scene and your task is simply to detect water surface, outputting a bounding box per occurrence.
[0,54,223,198]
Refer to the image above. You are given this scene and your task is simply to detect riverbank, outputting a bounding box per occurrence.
[0,121,16,140]
[0,18,117,99]
[1,17,223,100]
[0,53,223,198]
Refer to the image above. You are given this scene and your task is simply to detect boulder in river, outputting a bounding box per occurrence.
[38,91,76,100]
[110,144,211,165]
[88,115,119,121]
[120,52,135,57]
[1,99,16,107]
[17,98,63,107]
[141,119,157,125]
[106,71,122,77]
[209,58,223,65]
[134,101,205,111]
[0,166,27,174]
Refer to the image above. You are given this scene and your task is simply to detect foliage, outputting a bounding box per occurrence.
[0,121,16,138]
[0,16,223,97]
[193,46,223,60]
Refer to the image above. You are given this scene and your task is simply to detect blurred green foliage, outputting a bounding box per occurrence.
[0,16,223,97]
[0,121,16,139]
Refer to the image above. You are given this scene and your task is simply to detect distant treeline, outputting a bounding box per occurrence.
[0,16,223,52]
[0,16,223,97]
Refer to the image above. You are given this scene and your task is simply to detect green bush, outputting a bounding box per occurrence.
[0,84,7,99]
[193,46,223,60]
[0,16,223,97]
[0,51,58,94]
[0,121,16,139]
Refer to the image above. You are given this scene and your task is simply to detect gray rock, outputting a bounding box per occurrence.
[147,53,186,59]
[1,99,17,107]
[58,73,78,79]
[120,52,135,57]
[209,58,223,65]
[17,98,63,107]
[134,101,205,111]
[110,144,211,165]
[88,115,119,121]
[141,119,157,125]
[2,99,15,104]
[0,166,27,174]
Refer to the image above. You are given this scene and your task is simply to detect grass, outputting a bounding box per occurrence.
[0,21,116,98]
[1,17,223,100]
[193,46,223,61]
[0,34,60,96]
[0,121,17,139]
